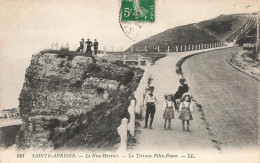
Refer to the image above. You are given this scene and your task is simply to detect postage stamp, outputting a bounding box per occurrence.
[121,0,155,22]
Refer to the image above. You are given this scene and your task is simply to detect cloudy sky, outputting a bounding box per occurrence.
[0,0,259,109]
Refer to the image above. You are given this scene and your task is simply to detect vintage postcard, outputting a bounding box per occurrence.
[0,0,259,163]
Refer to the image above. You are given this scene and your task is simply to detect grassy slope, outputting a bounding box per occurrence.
[127,13,254,52]
[197,14,248,41]
[129,24,219,52]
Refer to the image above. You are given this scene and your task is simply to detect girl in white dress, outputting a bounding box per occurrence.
[163,94,175,130]
[179,93,193,131]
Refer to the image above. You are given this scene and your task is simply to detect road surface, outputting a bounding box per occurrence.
[182,47,259,149]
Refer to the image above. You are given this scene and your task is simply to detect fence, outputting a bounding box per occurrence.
[102,53,151,66]
[117,61,151,152]
[128,42,225,53]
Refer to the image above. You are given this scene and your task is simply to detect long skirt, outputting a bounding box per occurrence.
[179,107,193,120]
[163,107,174,120]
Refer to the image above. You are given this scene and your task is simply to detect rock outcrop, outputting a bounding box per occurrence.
[16,51,143,150]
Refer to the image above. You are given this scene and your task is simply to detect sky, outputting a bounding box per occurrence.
[0,0,259,109]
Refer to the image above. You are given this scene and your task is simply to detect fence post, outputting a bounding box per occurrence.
[198,44,200,50]
[158,46,160,52]
[195,44,197,50]
[148,60,151,78]
[123,55,126,64]
[117,118,128,152]
[138,57,141,67]
[167,46,169,52]
[128,100,135,136]
[144,67,148,92]
[180,45,182,52]
[188,45,190,51]
[135,87,141,114]
[184,45,186,51]
[145,46,147,51]
[192,45,194,50]
[176,46,178,52]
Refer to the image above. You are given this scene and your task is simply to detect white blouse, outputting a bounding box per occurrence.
[179,101,193,112]
[162,100,175,111]
[144,93,158,104]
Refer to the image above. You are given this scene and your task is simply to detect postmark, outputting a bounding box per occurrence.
[119,0,156,41]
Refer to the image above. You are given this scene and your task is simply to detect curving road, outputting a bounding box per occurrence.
[132,46,231,153]
[182,47,259,149]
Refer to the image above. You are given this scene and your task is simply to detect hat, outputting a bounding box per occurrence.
[148,86,154,90]
[181,92,192,101]
[164,93,174,100]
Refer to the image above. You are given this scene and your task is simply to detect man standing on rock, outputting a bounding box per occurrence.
[143,86,158,129]
[85,39,93,54]
[93,39,98,55]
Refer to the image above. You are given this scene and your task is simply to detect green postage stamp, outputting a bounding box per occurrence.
[121,0,155,22]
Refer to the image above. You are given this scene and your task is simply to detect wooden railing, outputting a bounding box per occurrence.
[116,61,151,152]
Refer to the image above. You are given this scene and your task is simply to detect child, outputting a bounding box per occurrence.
[144,86,158,129]
[163,94,175,130]
[179,93,193,131]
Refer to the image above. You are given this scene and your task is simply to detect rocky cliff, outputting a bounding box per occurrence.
[16,50,143,150]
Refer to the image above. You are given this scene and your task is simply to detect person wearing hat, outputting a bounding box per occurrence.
[85,39,93,54]
[163,93,175,130]
[173,78,189,110]
[143,86,158,129]
[179,92,193,131]
[76,38,84,52]
[93,39,99,55]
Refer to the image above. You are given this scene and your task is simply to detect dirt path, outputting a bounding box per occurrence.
[131,46,230,153]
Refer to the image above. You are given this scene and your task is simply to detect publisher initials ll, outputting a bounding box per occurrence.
[188,154,195,158]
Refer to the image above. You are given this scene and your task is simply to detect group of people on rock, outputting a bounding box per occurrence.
[143,78,193,131]
[76,38,99,55]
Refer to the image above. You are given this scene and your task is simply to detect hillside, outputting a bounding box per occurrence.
[127,13,256,52]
